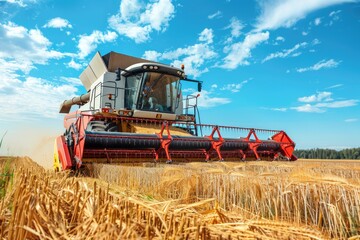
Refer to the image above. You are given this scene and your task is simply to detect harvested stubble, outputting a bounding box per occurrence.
[0,158,326,239]
[92,160,360,239]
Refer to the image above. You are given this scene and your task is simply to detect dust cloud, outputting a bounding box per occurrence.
[0,121,63,169]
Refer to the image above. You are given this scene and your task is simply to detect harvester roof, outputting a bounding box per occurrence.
[79,51,157,91]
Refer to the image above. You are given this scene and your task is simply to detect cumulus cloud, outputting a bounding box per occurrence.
[225,17,244,40]
[291,91,358,113]
[60,77,82,86]
[316,100,358,108]
[142,28,217,77]
[220,80,248,92]
[77,30,117,59]
[298,91,333,103]
[198,28,214,44]
[255,0,357,31]
[4,0,37,7]
[329,10,342,25]
[142,50,161,61]
[208,10,222,19]
[263,42,307,62]
[276,36,285,42]
[220,31,269,69]
[195,90,231,108]
[67,59,83,70]
[108,0,175,43]
[297,59,340,72]
[312,38,321,45]
[0,21,67,74]
[0,21,81,121]
[184,90,230,108]
[314,17,322,26]
[291,104,325,113]
[43,17,72,29]
[0,76,78,120]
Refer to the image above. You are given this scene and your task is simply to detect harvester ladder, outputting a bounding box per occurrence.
[185,94,203,136]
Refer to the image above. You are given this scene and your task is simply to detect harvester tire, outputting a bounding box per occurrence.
[89,123,106,131]
[105,122,119,132]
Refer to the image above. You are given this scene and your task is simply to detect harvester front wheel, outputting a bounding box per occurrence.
[87,121,119,132]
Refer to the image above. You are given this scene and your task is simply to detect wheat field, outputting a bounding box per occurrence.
[1,157,360,239]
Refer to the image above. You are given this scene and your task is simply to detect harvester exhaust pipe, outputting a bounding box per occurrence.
[59,93,90,113]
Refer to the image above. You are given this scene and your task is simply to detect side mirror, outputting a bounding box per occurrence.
[115,68,121,81]
[197,82,202,92]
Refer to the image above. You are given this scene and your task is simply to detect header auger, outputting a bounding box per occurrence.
[54,51,297,171]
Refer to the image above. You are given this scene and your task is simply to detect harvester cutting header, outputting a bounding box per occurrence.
[54,51,297,171]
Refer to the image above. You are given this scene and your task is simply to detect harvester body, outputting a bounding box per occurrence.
[54,51,297,171]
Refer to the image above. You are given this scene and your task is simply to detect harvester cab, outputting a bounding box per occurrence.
[54,51,297,171]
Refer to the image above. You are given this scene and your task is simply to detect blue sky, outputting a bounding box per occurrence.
[0,0,360,158]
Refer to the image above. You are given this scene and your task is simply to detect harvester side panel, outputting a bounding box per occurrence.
[55,136,72,170]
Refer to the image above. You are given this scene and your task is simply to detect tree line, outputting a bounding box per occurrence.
[294,148,360,160]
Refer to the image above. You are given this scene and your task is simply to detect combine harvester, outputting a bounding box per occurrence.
[54,51,296,171]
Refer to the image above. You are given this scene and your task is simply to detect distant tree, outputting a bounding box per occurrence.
[294,147,360,160]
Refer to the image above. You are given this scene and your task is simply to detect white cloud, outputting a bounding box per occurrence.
[316,100,358,108]
[108,0,174,43]
[345,118,358,122]
[60,77,82,86]
[312,38,321,45]
[329,10,342,25]
[220,31,269,69]
[263,42,307,62]
[220,80,248,92]
[297,59,340,72]
[330,10,342,17]
[226,17,244,39]
[67,59,83,70]
[194,90,231,108]
[143,50,161,61]
[43,17,72,29]
[0,21,66,75]
[4,0,37,7]
[276,36,285,42]
[262,107,287,112]
[198,28,214,44]
[208,10,222,19]
[302,31,308,36]
[298,91,333,103]
[291,104,325,113]
[314,17,322,26]
[327,84,343,89]
[255,0,357,31]
[77,30,117,59]
[0,77,78,120]
[0,21,79,120]
[211,84,218,88]
[142,28,217,77]
[272,107,287,112]
[292,91,358,113]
